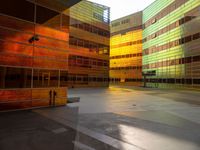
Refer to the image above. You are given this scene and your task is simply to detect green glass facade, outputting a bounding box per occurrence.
[142,0,200,88]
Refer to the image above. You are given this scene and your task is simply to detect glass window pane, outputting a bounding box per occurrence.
[33,69,59,88]
[60,71,68,87]
[0,66,32,89]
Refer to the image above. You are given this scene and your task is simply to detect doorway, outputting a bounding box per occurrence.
[42,72,50,87]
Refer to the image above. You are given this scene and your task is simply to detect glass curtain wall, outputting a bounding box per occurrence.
[142,0,200,88]
[110,12,143,86]
[68,0,110,88]
[0,0,69,110]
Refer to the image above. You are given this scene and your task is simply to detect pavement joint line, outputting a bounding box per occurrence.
[73,141,96,150]
[52,127,68,134]
[34,110,144,150]
[166,111,200,125]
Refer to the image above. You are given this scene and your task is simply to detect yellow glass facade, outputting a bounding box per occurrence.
[110,12,143,85]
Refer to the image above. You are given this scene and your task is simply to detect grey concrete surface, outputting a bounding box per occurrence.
[0,111,76,150]
[67,86,200,150]
[1,86,200,150]
[0,110,117,150]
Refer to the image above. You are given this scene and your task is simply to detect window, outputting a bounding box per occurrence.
[176,79,181,84]
[83,76,88,82]
[121,19,130,24]
[152,33,157,39]
[97,77,103,82]
[60,71,68,87]
[151,18,157,24]
[193,33,200,40]
[33,69,59,88]
[97,61,103,66]
[179,38,185,44]
[92,27,98,34]
[174,40,180,46]
[93,13,104,22]
[185,16,192,22]
[179,18,185,25]
[185,36,192,43]
[50,70,59,87]
[77,40,84,47]
[168,78,175,84]
[185,79,192,84]
[0,66,32,89]
[0,67,68,89]
[84,23,92,32]
[193,79,200,84]
[193,56,200,62]
[112,22,120,27]
[175,21,179,27]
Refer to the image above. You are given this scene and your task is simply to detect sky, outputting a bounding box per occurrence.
[88,0,156,21]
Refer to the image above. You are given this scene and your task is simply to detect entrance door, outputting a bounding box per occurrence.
[42,72,50,87]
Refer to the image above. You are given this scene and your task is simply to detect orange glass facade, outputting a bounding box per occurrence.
[0,0,77,111]
[110,12,143,86]
[68,0,110,88]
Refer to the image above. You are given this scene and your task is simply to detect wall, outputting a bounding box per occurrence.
[68,0,110,88]
[142,0,200,89]
[110,12,143,86]
[0,0,69,111]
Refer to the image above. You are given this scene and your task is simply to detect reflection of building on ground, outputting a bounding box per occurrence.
[68,1,110,88]
[110,12,143,86]
[142,0,200,89]
[0,0,81,111]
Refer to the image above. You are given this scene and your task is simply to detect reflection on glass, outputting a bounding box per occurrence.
[0,66,32,89]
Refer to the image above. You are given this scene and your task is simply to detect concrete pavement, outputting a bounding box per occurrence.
[0,86,200,150]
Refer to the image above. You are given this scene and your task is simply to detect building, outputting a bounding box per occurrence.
[0,0,80,111]
[68,0,110,88]
[110,12,143,86]
[1,0,200,113]
[142,0,200,88]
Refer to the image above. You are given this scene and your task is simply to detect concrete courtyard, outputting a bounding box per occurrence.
[0,86,200,150]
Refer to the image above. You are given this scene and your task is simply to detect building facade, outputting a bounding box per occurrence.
[142,0,200,88]
[68,0,110,88]
[110,12,143,86]
[0,0,79,111]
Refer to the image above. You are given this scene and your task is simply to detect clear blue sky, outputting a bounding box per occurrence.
[88,0,156,21]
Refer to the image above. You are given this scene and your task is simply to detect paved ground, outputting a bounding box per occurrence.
[0,86,200,150]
